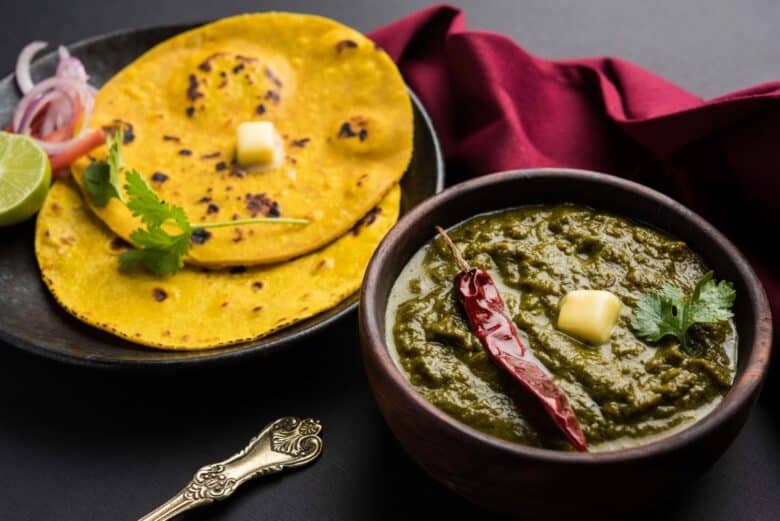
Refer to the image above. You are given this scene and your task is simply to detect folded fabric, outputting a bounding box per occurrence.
[370,4,780,352]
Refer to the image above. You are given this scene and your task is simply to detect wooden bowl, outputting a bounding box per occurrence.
[359,169,772,519]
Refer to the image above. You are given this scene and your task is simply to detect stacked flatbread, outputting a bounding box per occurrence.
[35,13,412,349]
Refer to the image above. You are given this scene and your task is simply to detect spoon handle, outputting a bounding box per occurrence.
[138,417,323,521]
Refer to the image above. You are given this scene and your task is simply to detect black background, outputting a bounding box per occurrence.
[1,1,778,520]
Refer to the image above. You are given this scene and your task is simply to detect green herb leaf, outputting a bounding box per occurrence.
[631,292,683,343]
[106,130,125,203]
[124,170,191,232]
[688,272,736,325]
[631,271,735,352]
[119,228,191,276]
[119,170,192,276]
[128,226,191,253]
[119,246,187,277]
[83,161,117,206]
[99,135,309,276]
[84,130,125,205]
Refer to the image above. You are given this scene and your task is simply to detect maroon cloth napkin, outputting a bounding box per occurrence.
[370,4,780,349]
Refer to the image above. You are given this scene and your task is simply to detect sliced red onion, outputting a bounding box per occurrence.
[15,41,48,94]
[56,51,88,83]
[13,76,77,131]
[18,90,62,134]
[13,87,51,133]
[50,50,94,136]
[37,94,95,155]
[12,40,99,165]
[39,114,56,137]
[38,126,100,155]
[39,93,74,136]
[12,77,94,154]
[41,49,81,136]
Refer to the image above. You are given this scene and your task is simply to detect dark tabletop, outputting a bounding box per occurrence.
[1,1,778,520]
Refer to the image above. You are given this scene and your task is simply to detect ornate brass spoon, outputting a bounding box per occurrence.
[138,417,323,521]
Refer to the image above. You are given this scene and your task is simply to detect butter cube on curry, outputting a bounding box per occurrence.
[557,290,622,344]
[236,121,283,169]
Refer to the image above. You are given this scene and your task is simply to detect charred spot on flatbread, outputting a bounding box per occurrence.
[245,193,280,218]
[35,181,400,350]
[351,207,382,236]
[69,13,412,266]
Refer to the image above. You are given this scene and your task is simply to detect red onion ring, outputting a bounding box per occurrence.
[42,47,88,135]
[12,41,100,166]
[56,47,89,83]
[39,126,97,155]
[39,92,74,136]
[15,41,48,94]
[13,76,78,131]
[12,76,95,154]
[19,90,62,134]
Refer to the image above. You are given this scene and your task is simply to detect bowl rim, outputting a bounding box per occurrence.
[360,167,773,463]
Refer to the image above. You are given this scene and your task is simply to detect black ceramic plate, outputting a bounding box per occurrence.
[0,24,444,368]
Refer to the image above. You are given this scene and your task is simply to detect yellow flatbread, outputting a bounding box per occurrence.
[36,179,399,350]
[70,12,412,266]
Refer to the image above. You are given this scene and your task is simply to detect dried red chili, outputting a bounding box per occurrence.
[436,227,587,451]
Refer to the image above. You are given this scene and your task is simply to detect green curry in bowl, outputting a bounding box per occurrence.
[386,204,737,451]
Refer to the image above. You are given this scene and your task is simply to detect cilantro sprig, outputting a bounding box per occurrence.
[117,171,194,275]
[84,130,125,204]
[631,272,736,352]
[84,134,309,276]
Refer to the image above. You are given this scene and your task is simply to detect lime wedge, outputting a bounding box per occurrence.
[0,132,51,227]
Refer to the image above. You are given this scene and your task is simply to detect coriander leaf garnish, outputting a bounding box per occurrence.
[83,134,309,276]
[631,289,685,343]
[118,170,192,275]
[688,272,737,324]
[124,169,190,231]
[631,271,736,351]
[106,129,125,202]
[84,136,310,276]
[83,161,114,205]
[84,130,125,205]
[119,234,191,276]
